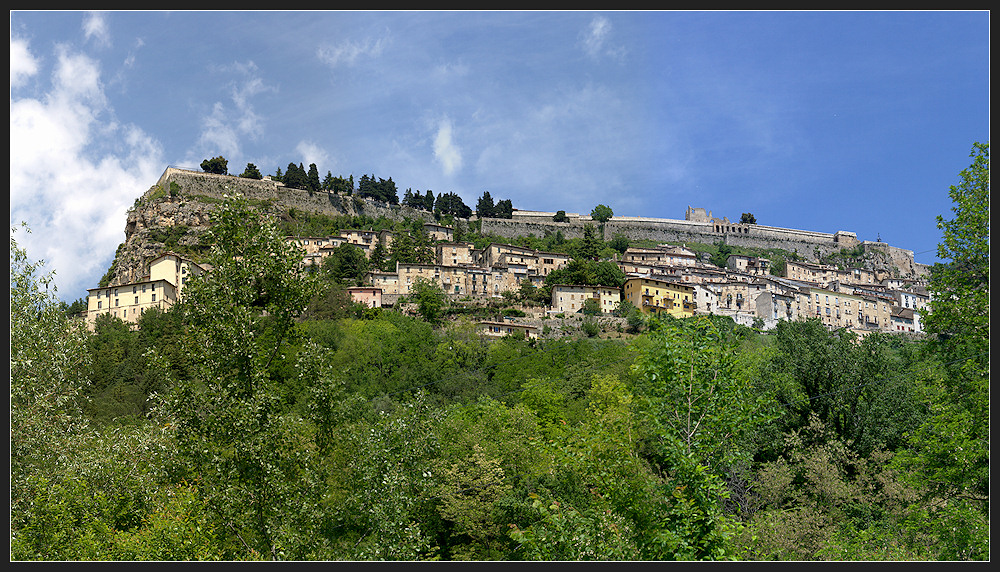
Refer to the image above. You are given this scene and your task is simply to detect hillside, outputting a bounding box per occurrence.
[101,166,926,289]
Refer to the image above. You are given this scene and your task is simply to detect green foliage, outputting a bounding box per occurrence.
[162,196,326,559]
[763,321,925,460]
[435,191,472,218]
[10,147,992,560]
[608,233,630,253]
[632,315,778,471]
[510,496,641,560]
[357,173,399,204]
[410,276,448,324]
[544,257,625,288]
[320,243,369,285]
[240,163,262,179]
[10,225,92,520]
[85,313,171,422]
[581,297,602,316]
[889,142,989,558]
[590,204,614,223]
[575,224,603,260]
[710,240,732,268]
[329,393,443,560]
[200,156,228,175]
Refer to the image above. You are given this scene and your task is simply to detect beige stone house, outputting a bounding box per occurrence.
[423,222,454,242]
[550,284,621,315]
[85,252,205,330]
[476,320,538,340]
[621,246,697,267]
[436,242,477,266]
[536,251,572,277]
[367,271,400,296]
[726,254,771,276]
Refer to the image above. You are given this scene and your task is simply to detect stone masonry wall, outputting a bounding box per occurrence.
[107,167,437,287]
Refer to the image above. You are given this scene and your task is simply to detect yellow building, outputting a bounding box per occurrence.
[85,252,205,330]
[623,277,696,318]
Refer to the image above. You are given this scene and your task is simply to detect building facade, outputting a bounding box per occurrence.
[85,252,204,330]
[550,284,622,315]
[622,277,696,318]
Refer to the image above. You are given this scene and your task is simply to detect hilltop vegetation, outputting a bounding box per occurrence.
[10,143,988,561]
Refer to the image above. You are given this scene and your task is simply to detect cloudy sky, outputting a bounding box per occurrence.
[10,11,990,302]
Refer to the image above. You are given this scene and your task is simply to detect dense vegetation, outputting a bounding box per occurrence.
[10,143,988,561]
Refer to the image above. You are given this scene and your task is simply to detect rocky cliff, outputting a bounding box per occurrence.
[103,167,435,288]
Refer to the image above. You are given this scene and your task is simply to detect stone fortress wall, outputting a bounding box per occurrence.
[480,206,927,278]
[124,168,925,283]
[153,166,436,223]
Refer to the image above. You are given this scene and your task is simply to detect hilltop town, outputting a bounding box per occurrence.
[84,166,932,339]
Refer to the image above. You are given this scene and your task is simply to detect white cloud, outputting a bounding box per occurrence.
[316,31,390,68]
[432,117,462,177]
[187,61,274,167]
[295,141,330,170]
[9,36,39,87]
[10,38,163,301]
[580,15,626,63]
[83,11,111,47]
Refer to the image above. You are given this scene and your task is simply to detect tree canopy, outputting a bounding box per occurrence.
[590,204,613,223]
[200,156,229,175]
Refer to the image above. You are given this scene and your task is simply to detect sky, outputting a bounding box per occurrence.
[10,10,990,302]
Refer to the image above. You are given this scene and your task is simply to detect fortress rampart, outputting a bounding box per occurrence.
[479,210,926,278]
[129,169,925,280]
[153,166,436,223]
[480,213,855,259]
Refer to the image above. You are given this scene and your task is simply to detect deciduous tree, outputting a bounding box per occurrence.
[162,196,324,559]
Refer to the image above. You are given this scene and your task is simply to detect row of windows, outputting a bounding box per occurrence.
[96,293,158,309]
[96,283,158,298]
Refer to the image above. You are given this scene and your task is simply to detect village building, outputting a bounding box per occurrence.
[755,290,800,329]
[892,287,930,313]
[726,254,771,276]
[890,307,921,334]
[476,321,538,340]
[367,270,401,296]
[536,251,572,277]
[550,284,621,315]
[436,242,477,266]
[85,252,205,330]
[620,246,697,267]
[346,286,383,308]
[799,286,873,331]
[622,277,696,318]
[690,283,721,315]
[423,222,454,242]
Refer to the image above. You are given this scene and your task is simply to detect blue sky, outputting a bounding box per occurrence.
[10,11,990,302]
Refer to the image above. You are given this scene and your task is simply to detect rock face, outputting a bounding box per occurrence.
[103,167,436,288]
